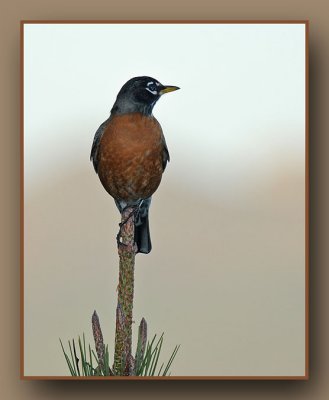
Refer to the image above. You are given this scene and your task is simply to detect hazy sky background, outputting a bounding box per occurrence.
[24,23,306,377]
[24,23,305,198]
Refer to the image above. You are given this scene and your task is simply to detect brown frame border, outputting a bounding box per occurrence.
[20,19,309,381]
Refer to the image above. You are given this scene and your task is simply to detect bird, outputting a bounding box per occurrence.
[90,76,179,254]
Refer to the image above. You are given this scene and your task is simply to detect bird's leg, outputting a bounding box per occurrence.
[116,202,143,248]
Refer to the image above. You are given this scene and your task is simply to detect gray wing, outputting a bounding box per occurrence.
[161,133,170,171]
[90,118,110,173]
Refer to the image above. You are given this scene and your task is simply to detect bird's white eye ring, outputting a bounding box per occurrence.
[146,81,157,92]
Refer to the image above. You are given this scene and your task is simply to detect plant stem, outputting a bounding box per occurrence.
[113,206,136,375]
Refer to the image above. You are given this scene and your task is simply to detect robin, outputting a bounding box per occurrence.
[90,76,180,254]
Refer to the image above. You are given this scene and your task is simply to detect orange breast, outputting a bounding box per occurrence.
[97,113,164,202]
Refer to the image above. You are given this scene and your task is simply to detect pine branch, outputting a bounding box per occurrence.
[113,206,136,375]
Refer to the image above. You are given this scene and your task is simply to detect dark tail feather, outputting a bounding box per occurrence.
[135,213,152,254]
[134,197,152,254]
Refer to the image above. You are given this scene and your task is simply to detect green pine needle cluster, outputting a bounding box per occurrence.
[59,334,110,376]
[60,333,179,377]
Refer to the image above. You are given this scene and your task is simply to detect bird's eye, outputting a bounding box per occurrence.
[146,82,158,95]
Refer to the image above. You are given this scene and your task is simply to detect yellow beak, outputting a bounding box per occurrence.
[159,85,180,95]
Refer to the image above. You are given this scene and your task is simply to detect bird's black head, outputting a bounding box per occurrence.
[111,76,180,116]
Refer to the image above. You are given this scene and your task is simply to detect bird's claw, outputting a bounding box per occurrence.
[116,203,142,253]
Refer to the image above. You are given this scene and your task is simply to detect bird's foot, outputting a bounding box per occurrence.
[116,205,140,254]
[121,202,143,225]
[119,200,143,228]
[116,203,142,245]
